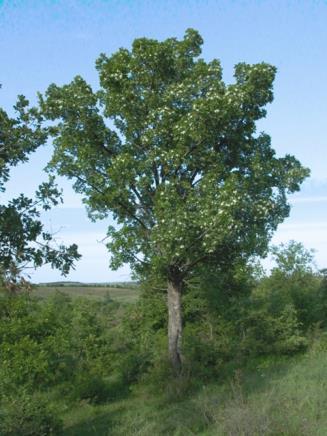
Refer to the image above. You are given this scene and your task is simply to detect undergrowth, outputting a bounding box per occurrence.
[1,242,327,434]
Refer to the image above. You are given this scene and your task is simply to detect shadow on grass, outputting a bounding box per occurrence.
[63,353,309,436]
[153,353,299,409]
[217,353,301,396]
[63,378,134,435]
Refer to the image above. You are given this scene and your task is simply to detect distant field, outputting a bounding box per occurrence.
[33,285,140,303]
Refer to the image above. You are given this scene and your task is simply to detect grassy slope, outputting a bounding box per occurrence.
[10,286,325,434]
[33,286,140,303]
[61,340,327,435]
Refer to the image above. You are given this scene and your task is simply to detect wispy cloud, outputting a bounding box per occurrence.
[289,196,327,204]
[279,221,327,230]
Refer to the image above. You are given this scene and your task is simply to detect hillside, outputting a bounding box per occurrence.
[1,269,327,435]
[34,284,140,303]
[63,340,327,435]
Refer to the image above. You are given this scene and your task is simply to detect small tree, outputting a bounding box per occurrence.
[39,29,309,372]
[271,241,316,276]
[261,241,320,328]
[0,89,80,289]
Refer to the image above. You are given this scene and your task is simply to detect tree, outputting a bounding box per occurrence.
[0,88,80,290]
[39,29,309,372]
[255,241,320,330]
[271,241,316,276]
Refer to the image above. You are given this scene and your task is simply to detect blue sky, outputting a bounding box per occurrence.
[0,0,326,282]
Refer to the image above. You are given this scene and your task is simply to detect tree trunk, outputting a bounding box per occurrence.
[167,273,183,374]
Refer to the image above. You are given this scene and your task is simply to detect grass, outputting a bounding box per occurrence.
[59,338,327,435]
[33,285,140,303]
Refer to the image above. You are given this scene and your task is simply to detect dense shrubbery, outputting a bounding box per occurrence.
[0,292,132,433]
[0,241,326,432]
[124,242,327,383]
[0,390,63,436]
[0,294,111,395]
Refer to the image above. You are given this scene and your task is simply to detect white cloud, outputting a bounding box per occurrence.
[289,196,327,204]
[278,221,327,230]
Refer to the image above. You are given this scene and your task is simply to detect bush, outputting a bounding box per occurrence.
[0,391,63,436]
[0,240,325,423]
[126,256,316,382]
[73,373,110,404]
[0,292,130,402]
[238,303,308,356]
[256,242,323,329]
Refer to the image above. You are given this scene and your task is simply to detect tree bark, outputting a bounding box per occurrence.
[167,273,183,374]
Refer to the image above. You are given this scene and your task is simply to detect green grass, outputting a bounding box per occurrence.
[33,285,140,303]
[60,340,327,435]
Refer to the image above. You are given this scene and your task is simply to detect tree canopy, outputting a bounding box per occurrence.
[39,29,309,370]
[0,88,80,289]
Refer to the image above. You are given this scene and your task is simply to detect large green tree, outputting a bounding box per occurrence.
[0,88,80,289]
[39,29,309,372]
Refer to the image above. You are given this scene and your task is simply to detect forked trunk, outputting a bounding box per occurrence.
[167,274,183,374]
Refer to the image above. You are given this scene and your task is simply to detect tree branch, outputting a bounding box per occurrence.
[183,254,209,274]
[130,184,154,218]
[128,251,149,266]
[74,173,149,230]
[152,161,160,188]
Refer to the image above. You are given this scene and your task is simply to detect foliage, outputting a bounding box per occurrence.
[1,242,319,401]
[0,92,45,189]
[39,29,308,283]
[317,268,327,327]
[1,240,327,433]
[38,28,309,371]
[0,390,63,436]
[237,302,308,356]
[0,293,121,402]
[0,88,80,289]
[122,243,327,380]
[255,241,323,329]
[270,240,316,275]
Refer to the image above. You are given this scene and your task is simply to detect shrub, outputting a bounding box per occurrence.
[238,303,308,356]
[73,373,110,404]
[0,391,63,436]
[0,292,129,402]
